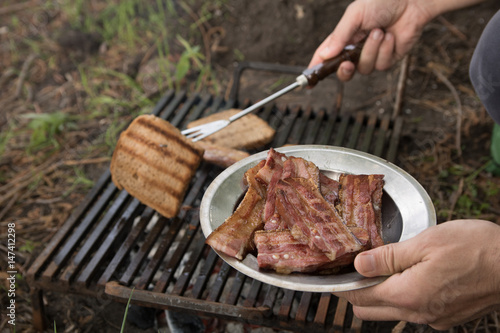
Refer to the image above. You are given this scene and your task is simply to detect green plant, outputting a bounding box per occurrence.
[438,162,496,219]
[175,35,205,87]
[20,240,36,254]
[23,111,77,152]
[0,125,15,157]
[103,120,128,154]
[120,288,135,333]
[268,76,289,92]
[63,167,95,197]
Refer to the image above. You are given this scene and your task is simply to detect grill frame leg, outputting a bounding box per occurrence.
[31,288,47,331]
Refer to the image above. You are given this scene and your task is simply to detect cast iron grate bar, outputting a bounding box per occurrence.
[40,181,118,284]
[118,215,167,286]
[225,270,247,305]
[207,261,231,302]
[190,249,219,299]
[26,79,404,332]
[97,206,155,286]
[152,211,202,294]
[26,169,112,279]
[170,228,207,296]
[60,189,132,285]
[76,197,143,287]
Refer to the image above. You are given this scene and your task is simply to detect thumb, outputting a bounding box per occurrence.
[354,240,423,277]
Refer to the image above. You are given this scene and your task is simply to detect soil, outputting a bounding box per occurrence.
[1,0,500,332]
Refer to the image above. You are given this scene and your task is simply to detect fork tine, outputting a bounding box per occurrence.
[181,120,229,142]
[181,125,204,135]
[185,131,203,139]
[190,132,212,142]
[188,127,221,142]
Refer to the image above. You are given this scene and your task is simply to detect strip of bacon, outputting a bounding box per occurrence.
[338,174,385,248]
[282,156,320,186]
[256,148,321,226]
[319,172,340,205]
[254,230,333,274]
[276,178,362,260]
[205,165,266,260]
[254,229,358,274]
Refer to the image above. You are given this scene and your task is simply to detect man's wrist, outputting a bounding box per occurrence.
[424,0,487,19]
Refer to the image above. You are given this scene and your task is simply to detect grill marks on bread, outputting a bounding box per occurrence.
[135,117,203,163]
[110,115,204,218]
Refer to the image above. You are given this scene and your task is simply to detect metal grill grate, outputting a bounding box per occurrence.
[26,63,403,332]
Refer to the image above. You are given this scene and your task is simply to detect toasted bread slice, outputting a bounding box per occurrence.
[110,114,204,218]
[187,109,275,149]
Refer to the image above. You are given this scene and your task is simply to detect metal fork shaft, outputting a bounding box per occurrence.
[228,79,304,123]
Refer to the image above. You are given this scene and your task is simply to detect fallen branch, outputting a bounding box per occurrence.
[437,16,468,42]
[428,62,463,156]
[63,156,110,166]
[0,192,20,222]
[0,153,61,194]
[448,177,464,221]
[0,68,16,88]
[15,53,38,99]
[0,159,63,208]
[0,0,39,16]
[392,54,410,119]
[392,321,407,333]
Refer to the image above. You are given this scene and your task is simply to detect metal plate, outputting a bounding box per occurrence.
[200,145,436,292]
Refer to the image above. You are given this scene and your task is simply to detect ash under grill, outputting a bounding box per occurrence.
[26,62,403,332]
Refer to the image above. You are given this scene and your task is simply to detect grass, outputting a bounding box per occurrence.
[120,289,135,333]
[5,0,224,159]
[437,161,498,219]
[22,111,78,153]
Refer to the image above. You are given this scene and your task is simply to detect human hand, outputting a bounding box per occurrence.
[334,219,500,330]
[309,0,435,81]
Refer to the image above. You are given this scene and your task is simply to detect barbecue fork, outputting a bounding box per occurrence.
[182,42,363,142]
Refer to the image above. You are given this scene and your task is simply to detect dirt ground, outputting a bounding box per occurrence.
[1,0,500,332]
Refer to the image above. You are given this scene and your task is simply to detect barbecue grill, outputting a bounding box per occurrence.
[26,62,403,332]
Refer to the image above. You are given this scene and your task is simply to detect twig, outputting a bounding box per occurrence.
[392,321,407,333]
[63,156,110,166]
[437,16,468,42]
[0,159,64,208]
[139,41,159,69]
[448,177,464,221]
[0,154,60,194]
[0,316,7,331]
[429,63,463,156]
[15,53,38,99]
[392,54,410,119]
[0,0,39,16]
[0,68,16,88]
[0,192,20,222]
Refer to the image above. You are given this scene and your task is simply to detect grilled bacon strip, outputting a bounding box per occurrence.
[255,230,336,274]
[255,229,359,274]
[205,185,264,260]
[255,148,322,228]
[276,178,362,261]
[319,172,340,205]
[205,161,267,260]
[338,174,385,248]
